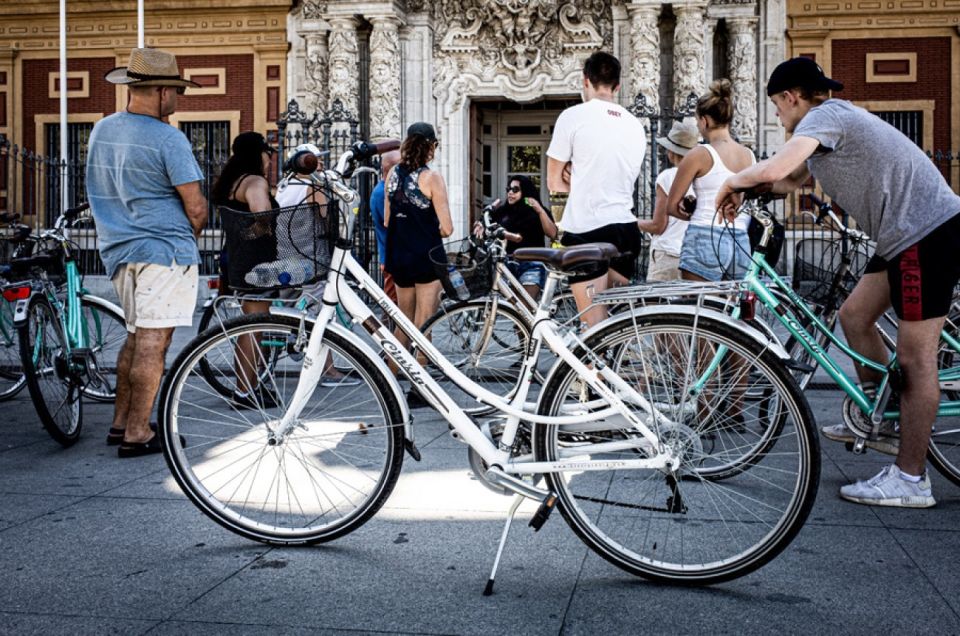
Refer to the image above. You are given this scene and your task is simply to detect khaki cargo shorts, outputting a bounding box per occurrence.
[112,262,198,333]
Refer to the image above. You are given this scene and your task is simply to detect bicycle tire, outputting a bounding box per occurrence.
[158,313,405,545]
[927,309,960,487]
[418,299,532,416]
[19,294,83,446]
[0,296,27,401]
[78,296,127,402]
[196,297,248,397]
[533,312,819,584]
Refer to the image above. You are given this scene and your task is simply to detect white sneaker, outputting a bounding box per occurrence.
[839,464,936,508]
[820,423,900,455]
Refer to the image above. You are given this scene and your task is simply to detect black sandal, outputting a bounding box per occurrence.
[106,427,125,446]
[117,431,186,458]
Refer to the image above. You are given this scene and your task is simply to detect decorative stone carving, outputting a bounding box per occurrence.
[430,0,613,111]
[369,16,403,140]
[727,16,758,146]
[673,3,707,108]
[303,32,329,115]
[327,17,360,120]
[301,1,327,20]
[627,4,661,114]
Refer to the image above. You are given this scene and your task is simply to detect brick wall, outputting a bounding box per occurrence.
[22,57,115,152]
[176,54,254,131]
[21,53,255,151]
[831,37,952,153]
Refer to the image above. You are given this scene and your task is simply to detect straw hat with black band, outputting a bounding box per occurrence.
[105,48,200,90]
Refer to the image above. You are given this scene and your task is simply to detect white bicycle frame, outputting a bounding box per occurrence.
[267,221,680,476]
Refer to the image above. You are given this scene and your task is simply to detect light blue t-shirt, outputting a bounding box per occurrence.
[369,180,387,265]
[85,112,204,277]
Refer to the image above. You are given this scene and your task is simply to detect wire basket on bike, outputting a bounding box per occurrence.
[429,238,493,300]
[792,236,872,306]
[219,201,336,292]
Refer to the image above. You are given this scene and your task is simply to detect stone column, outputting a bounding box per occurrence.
[627,3,661,113]
[673,2,708,108]
[728,16,759,147]
[703,18,718,86]
[326,16,360,117]
[303,31,329,115]
[368,15,403,141]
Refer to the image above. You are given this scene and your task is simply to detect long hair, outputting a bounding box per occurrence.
[211,146,267,205]
[696,78,734,127]
[399,135,434,171]
[507,174,545,211]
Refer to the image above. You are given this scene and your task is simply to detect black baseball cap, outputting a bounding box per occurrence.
[406,121,437,142]
[232,131,276,156]
[766,57,844,96]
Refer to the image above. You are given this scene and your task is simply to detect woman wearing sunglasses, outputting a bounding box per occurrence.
[485,175,558,299]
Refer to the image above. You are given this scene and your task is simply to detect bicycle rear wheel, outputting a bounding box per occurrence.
[19,294,82,446]
[534,312,818,584]
[196,296,246,397]
[79,297,127,402]
[158,314,405,545]
[928,309,960,487]
[418,299,531,415]
[0,296,26,400]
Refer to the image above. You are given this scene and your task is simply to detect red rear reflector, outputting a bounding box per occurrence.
[207,278,220,290]
[2,286,30,302]
[739,291,757,321]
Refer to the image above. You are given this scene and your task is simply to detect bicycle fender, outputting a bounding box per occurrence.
[268,307,413,440]
[583,305,792,361]
[80,294,126,323]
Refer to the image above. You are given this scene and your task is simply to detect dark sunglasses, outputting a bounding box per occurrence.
[506,186,521,194]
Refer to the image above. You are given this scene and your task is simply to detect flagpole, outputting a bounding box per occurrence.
[138,0,144,47]
[59,0,68,214]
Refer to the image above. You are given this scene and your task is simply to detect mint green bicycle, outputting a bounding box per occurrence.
[595,191,960,485]
[10,204,127,446]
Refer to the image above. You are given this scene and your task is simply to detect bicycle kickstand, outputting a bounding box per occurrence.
[483,494,525,596]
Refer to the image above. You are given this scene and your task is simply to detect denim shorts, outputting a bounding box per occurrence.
[678,224,751,282]
[507,260,546,288]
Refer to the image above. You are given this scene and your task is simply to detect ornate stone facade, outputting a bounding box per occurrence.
[368,16,403,140]
[627,3,661,113]
[326,16,360,117]
[727,16,758,145]
[672,3,708,106]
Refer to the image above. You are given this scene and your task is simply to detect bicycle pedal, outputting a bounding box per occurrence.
[528,494,557,532]
[784,358,815,374]
[852,437,867,454]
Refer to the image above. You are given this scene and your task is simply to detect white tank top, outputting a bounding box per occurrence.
[689,144,753,232]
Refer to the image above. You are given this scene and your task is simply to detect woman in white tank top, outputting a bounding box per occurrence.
[666,79,756,282]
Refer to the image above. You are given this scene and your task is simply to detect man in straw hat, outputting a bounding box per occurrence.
[639,117,699,281]
[85,48,208,458]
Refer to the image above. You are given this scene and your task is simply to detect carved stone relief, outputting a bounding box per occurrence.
[369,17,403,140]
[327,17,360,118]
[303,32,329,115]
[628,4,661,114]
[727,17,758,146]
[301,1,327,20]
[673,3,707,107]
[430,0,614,113]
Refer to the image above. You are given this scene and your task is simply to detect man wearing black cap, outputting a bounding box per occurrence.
[86,48,208,457]
[717,57,960,508]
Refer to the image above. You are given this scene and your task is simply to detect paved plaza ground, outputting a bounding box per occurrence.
[1,324,959,635]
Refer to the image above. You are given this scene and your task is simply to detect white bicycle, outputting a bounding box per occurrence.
[157,141,819,587]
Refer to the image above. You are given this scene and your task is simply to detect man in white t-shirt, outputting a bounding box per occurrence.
[546,51,647,326]
[638,118,698,281]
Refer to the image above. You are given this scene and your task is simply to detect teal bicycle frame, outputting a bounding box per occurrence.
[736,245,960,420]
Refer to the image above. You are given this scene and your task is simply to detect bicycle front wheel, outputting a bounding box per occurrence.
[79,297,127,402]
[419,299,531,415]
[928,308,960,487]
[0,296,26,401]
[158,314,405,545]
[534,312,819,584]
[19,294,82,446]
[196,296,246,398]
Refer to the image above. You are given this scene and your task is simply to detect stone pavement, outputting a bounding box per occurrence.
[1,325,959,634]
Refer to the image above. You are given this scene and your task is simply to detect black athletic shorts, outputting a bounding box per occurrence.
[560,221,642,284]
[863,212,960,321]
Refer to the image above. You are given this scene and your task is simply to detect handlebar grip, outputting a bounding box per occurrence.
[502,231,523,243]
[64,202,90,218]
[351,139,401,161]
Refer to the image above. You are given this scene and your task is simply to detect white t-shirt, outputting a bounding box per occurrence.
[275,177,312,207]
[546,98,646,234]
[652,167,692,256]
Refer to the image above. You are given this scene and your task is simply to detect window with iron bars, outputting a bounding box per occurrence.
[873,110,923,148]
[45,122,92,226]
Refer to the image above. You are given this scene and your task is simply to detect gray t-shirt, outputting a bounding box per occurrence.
[794,99,960,259]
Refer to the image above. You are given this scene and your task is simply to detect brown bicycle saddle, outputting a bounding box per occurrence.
[511,242,620,271]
